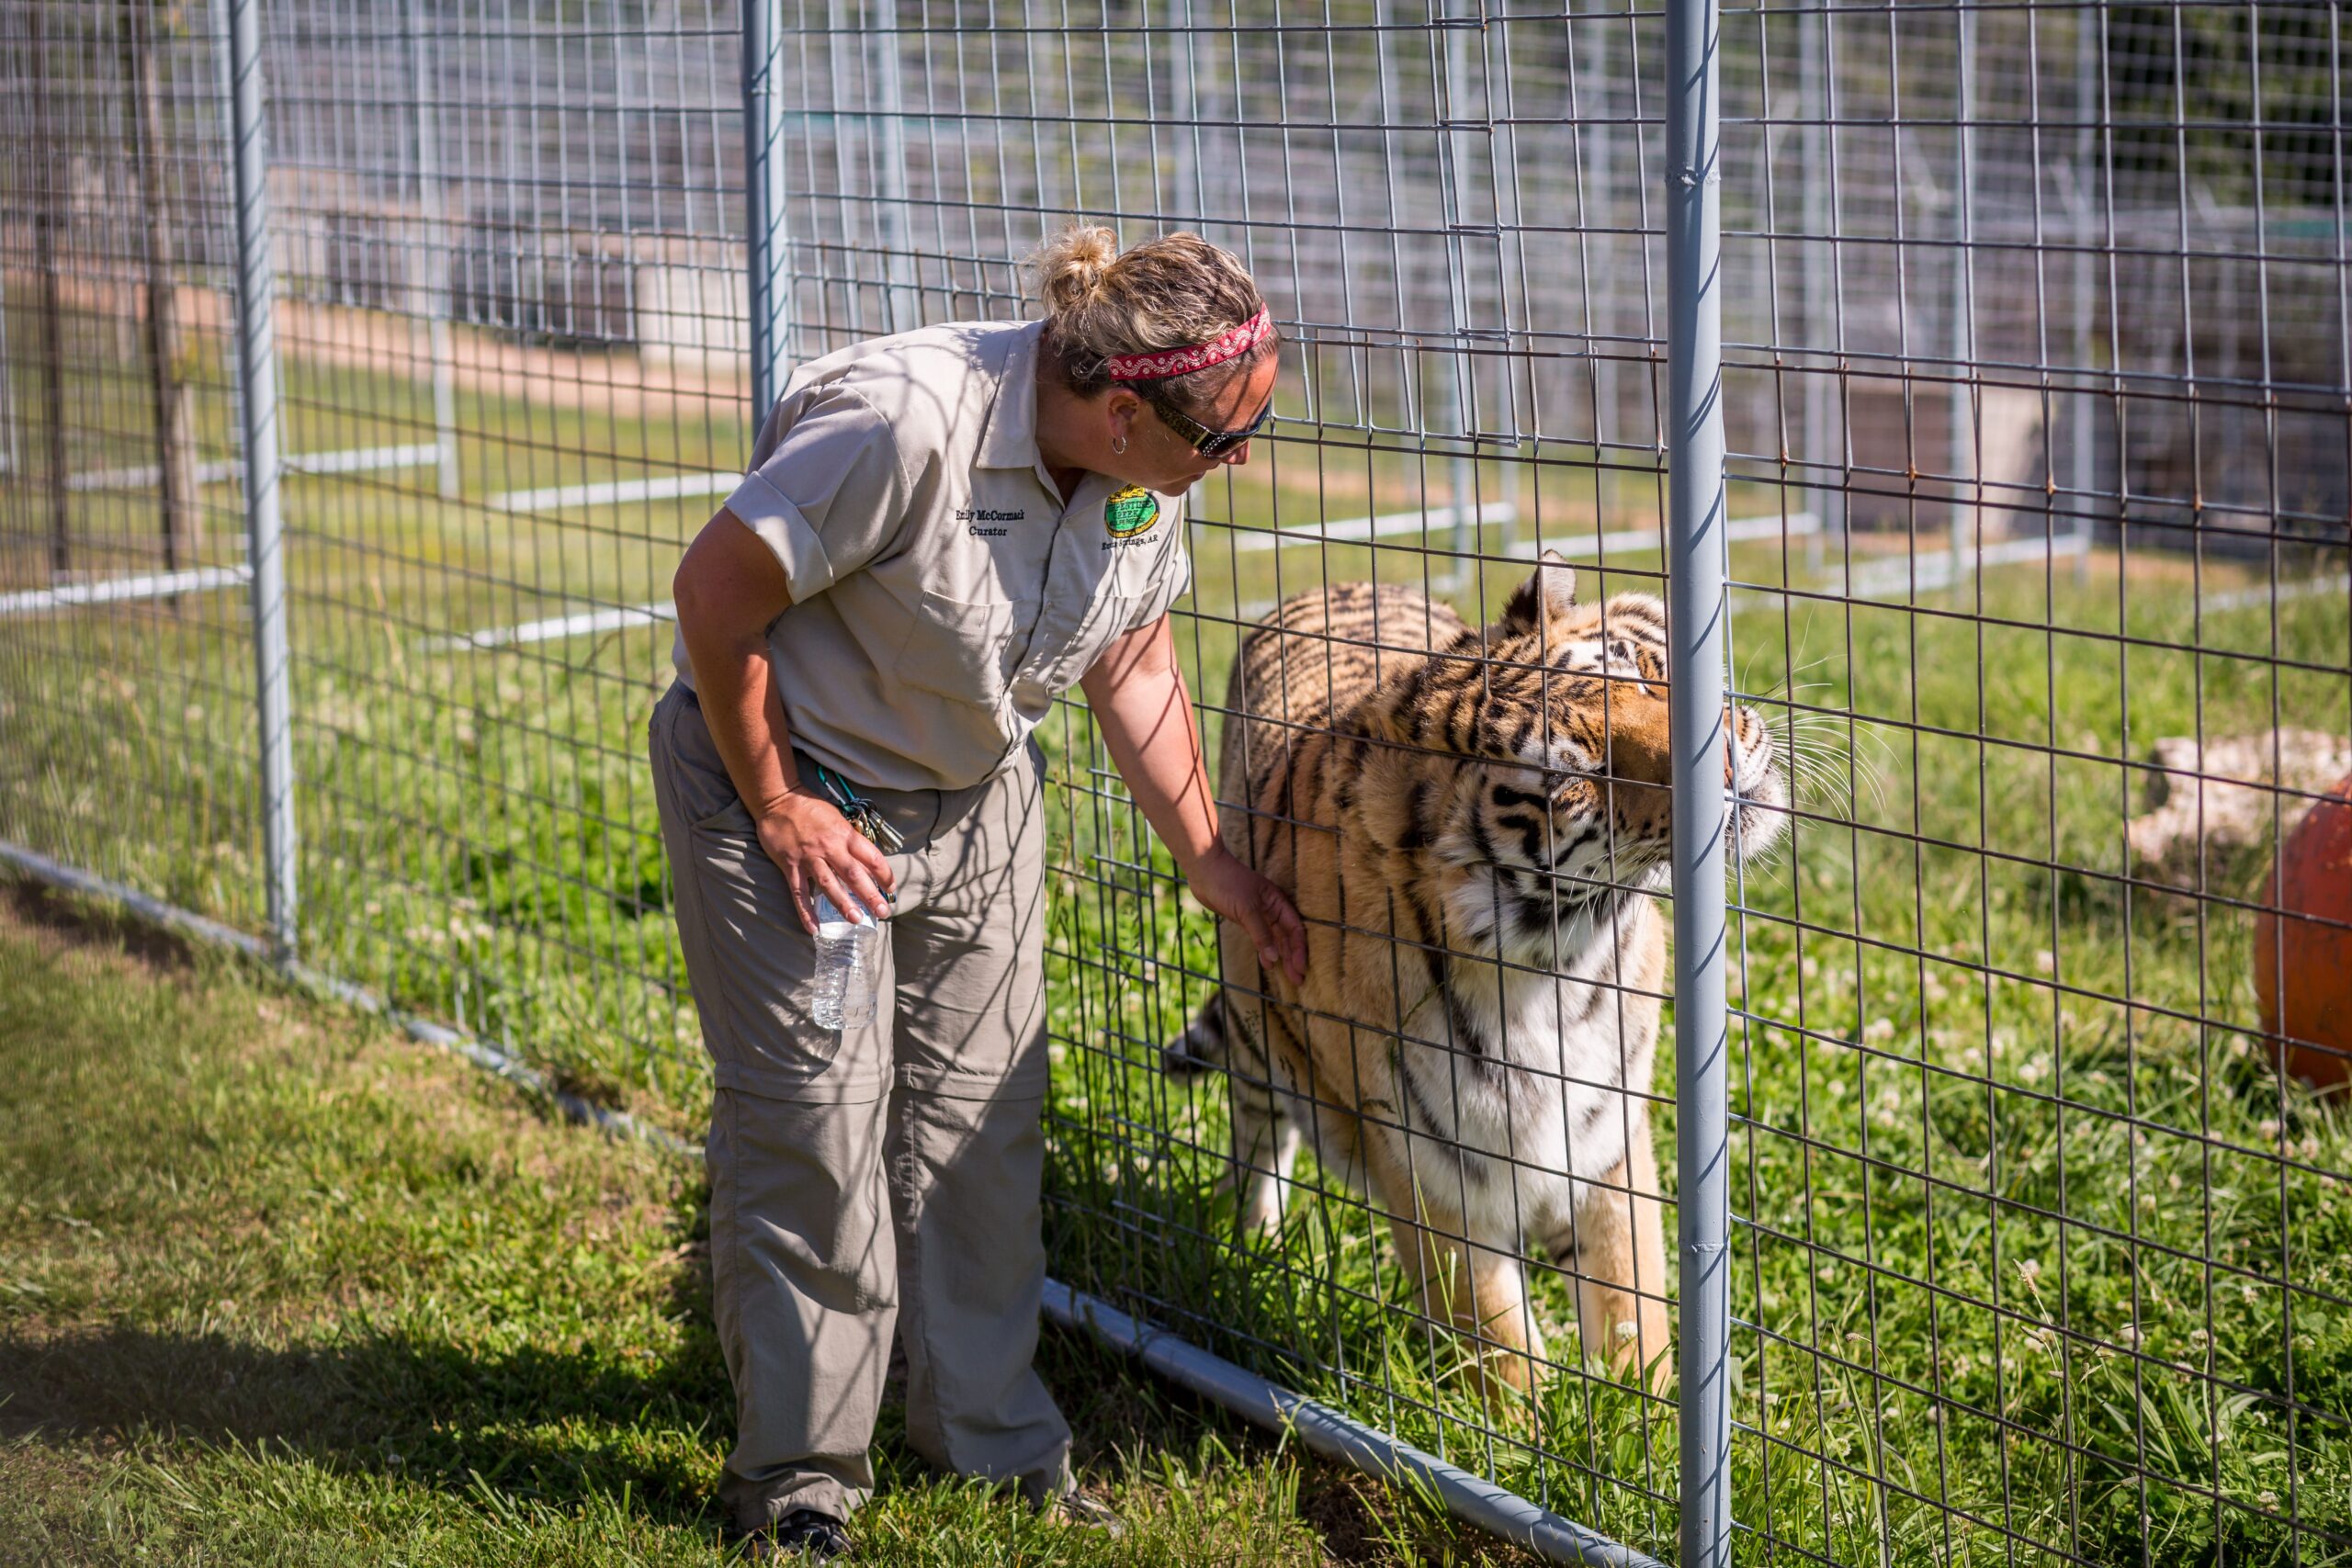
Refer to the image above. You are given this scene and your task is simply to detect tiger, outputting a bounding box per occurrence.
[1165,552,1791,1399]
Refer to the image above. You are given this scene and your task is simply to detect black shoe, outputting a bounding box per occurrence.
[741,1509,853,1561]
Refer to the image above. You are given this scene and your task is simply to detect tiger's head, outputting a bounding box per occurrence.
[1359,551,1790,959]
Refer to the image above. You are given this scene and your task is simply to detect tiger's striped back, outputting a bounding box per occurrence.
[1170,581,1464,1088]
[1216,580,1469,925]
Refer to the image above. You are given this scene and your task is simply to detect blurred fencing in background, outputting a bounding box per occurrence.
[4,2,2348,1562]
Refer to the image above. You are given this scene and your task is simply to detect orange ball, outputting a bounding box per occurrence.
[2255,771,2352,1093]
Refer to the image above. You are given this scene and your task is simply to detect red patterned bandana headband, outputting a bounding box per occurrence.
[1102,307,1273,382]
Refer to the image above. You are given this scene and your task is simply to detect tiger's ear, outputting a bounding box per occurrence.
[1499,549,1577,630]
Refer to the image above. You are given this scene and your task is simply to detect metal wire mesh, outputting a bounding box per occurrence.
[0,1,256,923]
[1718,3,2352,1561]
[2,1,2348,1562]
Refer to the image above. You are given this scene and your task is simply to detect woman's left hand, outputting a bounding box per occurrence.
[1185,847,1308,987]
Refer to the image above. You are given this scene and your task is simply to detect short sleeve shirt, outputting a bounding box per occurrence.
[671,320,1192,793]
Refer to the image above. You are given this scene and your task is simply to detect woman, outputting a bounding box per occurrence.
[650,227,1309,1561]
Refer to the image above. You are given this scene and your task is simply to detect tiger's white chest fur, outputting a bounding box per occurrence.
[1380,886,1665,1238]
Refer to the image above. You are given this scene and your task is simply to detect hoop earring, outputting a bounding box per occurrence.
[1110,434,1128,456]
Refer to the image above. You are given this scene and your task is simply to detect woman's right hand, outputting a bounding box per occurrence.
[755,790,897,935]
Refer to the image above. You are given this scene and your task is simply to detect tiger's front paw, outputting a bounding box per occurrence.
[1213,1167,1286,1237]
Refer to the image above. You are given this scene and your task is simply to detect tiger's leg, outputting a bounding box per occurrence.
[1209,919,1309,1235]
[1222,1009,1299,1235]
[1161,985,1296,1233]
[1220,1067,1295,1234]
[1387,1208,1546,1408]
[1566,1116,1672,1393]
[1466,1234,1546,1404]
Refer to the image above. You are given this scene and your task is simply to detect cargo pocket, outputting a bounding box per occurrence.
[681,818,856,1089]
[653,691,857,1093]
[656,687,752,831]
[694,795,756,835]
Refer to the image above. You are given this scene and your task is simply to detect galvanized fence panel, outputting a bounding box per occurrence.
[244,0,744,1120]
[0,1,259,929]
[1715,0,2352,1562]
[3,2,2348,1563]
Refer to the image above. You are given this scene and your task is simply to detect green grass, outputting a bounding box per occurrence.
[1043,546,2352,1565]
[0,886,1547,1565]
[7,332,2352,1563]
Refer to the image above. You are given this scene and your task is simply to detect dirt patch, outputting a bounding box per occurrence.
[1295,1461,1545,1566]
[1298,1467,1390,1562]
[42,279,751,421]
[275,298,750,420]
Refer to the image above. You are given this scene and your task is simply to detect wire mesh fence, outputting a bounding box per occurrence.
[2,0,2348,1562]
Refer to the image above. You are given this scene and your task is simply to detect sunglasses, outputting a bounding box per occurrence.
[1152,395,1274,458]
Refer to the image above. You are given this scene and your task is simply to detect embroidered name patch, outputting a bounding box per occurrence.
[1103,484,1160,539]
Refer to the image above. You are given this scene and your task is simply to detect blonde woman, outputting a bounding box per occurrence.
[650,228,1308,1560]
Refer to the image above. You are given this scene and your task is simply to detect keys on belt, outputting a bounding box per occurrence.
[815,765,907,853]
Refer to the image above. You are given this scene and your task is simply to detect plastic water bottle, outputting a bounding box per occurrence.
[809,892,884,1032]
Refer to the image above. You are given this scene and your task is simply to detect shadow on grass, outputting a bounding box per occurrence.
[0,891,1512,1561]
[0,1201,1325,1552]
[0,1278,1453,1562]
[4,878,208,974]
[0,1266,735,1530]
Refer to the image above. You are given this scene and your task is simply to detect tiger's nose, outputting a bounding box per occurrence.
[1601,688,1674,789]
[1601,693,1754,793]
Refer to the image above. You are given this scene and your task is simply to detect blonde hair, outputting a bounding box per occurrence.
[1026,225,1275,416]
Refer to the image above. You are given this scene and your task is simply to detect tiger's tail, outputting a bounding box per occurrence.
[1161,989,1228,1077]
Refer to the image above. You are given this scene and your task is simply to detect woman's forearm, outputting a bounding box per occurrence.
[673,508,897,924]
[1081,615,1222,873]
[674,507,806,820]
[1085,614,1310,984]
[687,636,804,819]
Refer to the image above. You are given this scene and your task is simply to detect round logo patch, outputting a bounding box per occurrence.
[1103,484,1160,539]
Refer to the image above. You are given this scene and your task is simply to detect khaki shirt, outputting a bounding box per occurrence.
[673,320,1192,792]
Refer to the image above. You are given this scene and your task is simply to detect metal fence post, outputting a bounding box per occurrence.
[228,0,297,957]
[1436,0,1484,586]
[29,0,69,573]
[0,286,15,478]
[405,0,460,500]
[1664,0,1732,1559]
[742,0,791,419]
[869,6,920,334]
[1945,0,1979,585]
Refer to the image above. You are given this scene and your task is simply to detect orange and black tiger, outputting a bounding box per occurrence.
[1168,553,1790,1396]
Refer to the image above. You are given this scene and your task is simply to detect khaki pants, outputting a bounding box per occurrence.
[648,682,1069,1529]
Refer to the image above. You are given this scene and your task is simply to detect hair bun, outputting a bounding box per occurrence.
[1029,227,1272,400]
[1031,224,1119,316]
